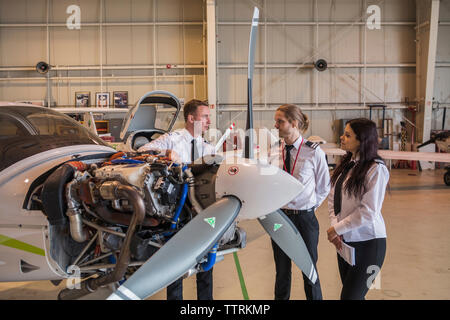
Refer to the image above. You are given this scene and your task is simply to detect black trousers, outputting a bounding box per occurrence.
[271,209,323,300]
[166,268,213,300]
[337,238,386,300]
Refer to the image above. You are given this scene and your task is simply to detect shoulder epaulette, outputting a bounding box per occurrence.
[374,158,386,166]
[305,140,319,149]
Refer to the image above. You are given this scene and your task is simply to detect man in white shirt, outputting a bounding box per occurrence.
[138,99,215,300]
[138,100,215,163]
[269,104,330,300]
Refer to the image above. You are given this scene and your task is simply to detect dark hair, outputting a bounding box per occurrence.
[331,118,383,199]
[183,99,208,122]
[277,104,309,132]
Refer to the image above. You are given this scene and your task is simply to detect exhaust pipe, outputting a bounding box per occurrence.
[58,183,145,300]
[66,179,88,243]
[184,168,203,214]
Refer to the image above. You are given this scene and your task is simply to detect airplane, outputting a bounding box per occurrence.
[0,98,317,300]
[320,134,450,186]
[0,7,320,301]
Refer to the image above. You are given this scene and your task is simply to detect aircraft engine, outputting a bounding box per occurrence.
[36,152,245,300]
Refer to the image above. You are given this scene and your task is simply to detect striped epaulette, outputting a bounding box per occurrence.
[305,140,319,149]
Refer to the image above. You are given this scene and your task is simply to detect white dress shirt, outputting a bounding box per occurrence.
[328,160,389,242]
[137,128,215,164]
[269,135,330,211]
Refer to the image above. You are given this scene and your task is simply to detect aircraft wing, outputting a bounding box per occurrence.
[323,147,450,163]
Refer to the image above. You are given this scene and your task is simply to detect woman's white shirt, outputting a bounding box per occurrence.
[328,162,389,242]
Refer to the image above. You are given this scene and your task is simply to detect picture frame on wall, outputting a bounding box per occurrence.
[95,92,110,107]
[113,91,128,108]
[75,92,90,107]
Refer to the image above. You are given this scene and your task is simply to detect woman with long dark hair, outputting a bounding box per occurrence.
[327,118,389,300]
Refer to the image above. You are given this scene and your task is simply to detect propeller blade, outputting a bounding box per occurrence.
[258,210,318,284]
[107,196,241,300]
[244,6,259,159]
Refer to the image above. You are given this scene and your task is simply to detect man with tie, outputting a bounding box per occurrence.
[137,99,215,300]
[270,104,330,300]
[138,99,214,164]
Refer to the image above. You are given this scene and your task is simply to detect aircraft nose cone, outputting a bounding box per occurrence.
[215,157,305,220]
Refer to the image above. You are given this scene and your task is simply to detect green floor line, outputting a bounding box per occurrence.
[233,251,249,300]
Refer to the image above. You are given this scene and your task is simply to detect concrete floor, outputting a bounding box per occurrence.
[0,169,449,300]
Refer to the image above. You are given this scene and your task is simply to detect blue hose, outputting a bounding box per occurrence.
[111,158,145,164]
[168,165,188,232]
[170,182,188,230]
[201,243,218,272]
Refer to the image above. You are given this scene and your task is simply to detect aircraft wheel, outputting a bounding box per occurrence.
[444,170,450,186]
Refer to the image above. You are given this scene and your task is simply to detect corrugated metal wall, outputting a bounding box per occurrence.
[0,0,448,143]
[433,0,450,130]
[215,0,419,145]
[0,0,207,111]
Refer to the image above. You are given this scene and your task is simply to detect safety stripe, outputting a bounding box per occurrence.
[233,252,249,300]
[0,234,45,256]
[118,286,141,300]
[309,266,318,284]
[107,292,123,300]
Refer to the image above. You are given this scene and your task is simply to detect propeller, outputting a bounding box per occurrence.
[108,196,241,300]
[245,7,318,285]
[244,7,259,160]
[258,210,317,283]
[107,6,317,300]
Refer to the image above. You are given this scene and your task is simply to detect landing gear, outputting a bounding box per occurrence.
[444,166,450,186]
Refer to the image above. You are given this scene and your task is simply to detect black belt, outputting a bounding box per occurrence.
[282,208,315,215]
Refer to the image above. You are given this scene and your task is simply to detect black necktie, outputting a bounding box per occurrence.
[284,145,294,174]
[191,139,199,163]
[334,161,355,216]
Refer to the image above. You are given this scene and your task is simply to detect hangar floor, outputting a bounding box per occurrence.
[0,169,449,300]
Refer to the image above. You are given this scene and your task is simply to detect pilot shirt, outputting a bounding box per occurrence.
[137,128,215,164]
[328,159,389,242]
[269,134,330,211]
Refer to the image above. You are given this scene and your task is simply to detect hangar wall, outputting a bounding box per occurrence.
[433,0,450,131]
[0,0,448,145]
[0,0,207,111]
[215,0,418,146]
